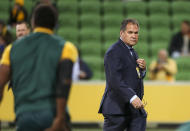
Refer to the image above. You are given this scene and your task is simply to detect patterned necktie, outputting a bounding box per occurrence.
[129,48,138,61]
[130,48,142,78]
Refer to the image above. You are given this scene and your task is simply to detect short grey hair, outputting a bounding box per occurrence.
[120,18,139,31]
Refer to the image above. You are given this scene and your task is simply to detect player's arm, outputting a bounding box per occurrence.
[0,65,10,102]
[55,41,78,118]
[0,45,12,103]
[46,42,78,131]
[46,59,74,131]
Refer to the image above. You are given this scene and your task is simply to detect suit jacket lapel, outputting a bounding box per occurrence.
[119,39,137,64]
[119,39,143,79]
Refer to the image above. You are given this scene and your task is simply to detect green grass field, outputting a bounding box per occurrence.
[2,128,176,131]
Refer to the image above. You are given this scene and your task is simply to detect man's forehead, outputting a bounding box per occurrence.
[16,25,28,30]
[126,23,138,28]
[126,26,139,32]
[17,23,27,28]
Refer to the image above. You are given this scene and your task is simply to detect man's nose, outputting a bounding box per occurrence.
[131,34,136,38]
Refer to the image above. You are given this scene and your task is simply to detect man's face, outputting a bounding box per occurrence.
[16,23,29,39]
[120,23,139,46]
[181,22,190,35]
[158,50,168,63]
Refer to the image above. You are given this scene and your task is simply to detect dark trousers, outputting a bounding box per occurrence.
[103,112,147,131]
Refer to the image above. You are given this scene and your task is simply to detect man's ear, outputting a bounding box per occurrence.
[120,30,123,37]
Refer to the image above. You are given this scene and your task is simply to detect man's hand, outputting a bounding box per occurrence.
[136,59,146,70]
[45,98,68,131]
[45,117,69,131]
[79,71,87,79]
[131,97,144,109]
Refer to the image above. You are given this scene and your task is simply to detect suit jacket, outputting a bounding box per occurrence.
[99,39,146,117]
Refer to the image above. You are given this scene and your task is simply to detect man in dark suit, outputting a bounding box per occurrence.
[168,20,190,58]
[99,19,147,131]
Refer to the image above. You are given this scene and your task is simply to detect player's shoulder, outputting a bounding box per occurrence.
[64,41,77,50]
[63,41,78,58]
[60,40,78,62]
[51,35,77,50]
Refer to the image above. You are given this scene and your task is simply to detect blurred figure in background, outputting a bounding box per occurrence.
[8,0,28,27]
[0,20,13,45]
[16,21,30,39]
[0,21,29,59]
[78,58,93,80]
[149,49,177,82]
[0,35,6,58]
[168,20,190,58]
[72,51,93,81]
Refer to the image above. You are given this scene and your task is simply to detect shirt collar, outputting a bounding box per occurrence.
[120,37,133,50]
[33,27,53,34]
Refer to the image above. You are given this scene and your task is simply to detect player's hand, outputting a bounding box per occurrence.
[45,117,69,131]
[131,97,144,109]
[137,59,146,70]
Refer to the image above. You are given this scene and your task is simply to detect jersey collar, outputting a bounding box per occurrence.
[34,27,53,34]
